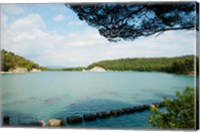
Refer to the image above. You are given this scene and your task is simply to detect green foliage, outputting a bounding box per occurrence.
[69,3,195,42]
[1,49,46,71]
[87,55,196,74]
[62,67,86,71]
[148,87,195,129]
[166,59,195,74]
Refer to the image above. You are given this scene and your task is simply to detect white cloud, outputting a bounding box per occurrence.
[103,31,196,58]
[2,13,99,66]
[10,14,45,32]
[2,14,64,59]
[13,32,35,42]
[66,29,107,47]
[53,14,64,22]
[2,4,23,14]
[2,11,196,67]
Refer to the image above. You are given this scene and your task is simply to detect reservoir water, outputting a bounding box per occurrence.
[1,71,195,128]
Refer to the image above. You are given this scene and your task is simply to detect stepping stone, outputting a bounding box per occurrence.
[110,110,124,116]
[67,116,83,124]
[3,116,10,126]
[122,107,135,113]
[83,113,97,121]
[48,119,64,126]
[96,111,111,119]
[21,120,46,127]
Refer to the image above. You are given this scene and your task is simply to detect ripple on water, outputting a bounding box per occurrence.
[44,97,61,105]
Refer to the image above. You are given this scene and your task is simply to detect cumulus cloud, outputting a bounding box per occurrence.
[53,14,64,22]
[66,29,107,47]
[2,14,64,61]
[2,13,105,66]
[2,11,196,67]
[10,14,45,32]
[103,31,196,58]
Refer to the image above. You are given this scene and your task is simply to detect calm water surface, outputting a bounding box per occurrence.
[1,71,195,128]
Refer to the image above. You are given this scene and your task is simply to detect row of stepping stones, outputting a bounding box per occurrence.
[3,101,165,127]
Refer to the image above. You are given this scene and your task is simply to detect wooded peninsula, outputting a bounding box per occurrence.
[86,55,198,75]
[1,49,47,72]
[1,49,198,75]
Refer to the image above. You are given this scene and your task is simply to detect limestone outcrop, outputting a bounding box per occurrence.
[89,66,106,72]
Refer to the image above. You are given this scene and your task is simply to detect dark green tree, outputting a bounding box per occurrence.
[148,86,195,129]
[87,55,195,74]
[1,49,46,71]
[166,59,194,74]
[67,2,197,42]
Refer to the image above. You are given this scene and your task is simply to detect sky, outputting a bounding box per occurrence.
[1,4,196,67]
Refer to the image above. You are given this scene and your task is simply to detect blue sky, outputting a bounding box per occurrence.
[1,4,196,67]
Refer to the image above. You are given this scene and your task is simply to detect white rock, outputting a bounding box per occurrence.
[31,68,41,72]
[89,66,106,72]
[9,67,28,73]
[48,119,64,126]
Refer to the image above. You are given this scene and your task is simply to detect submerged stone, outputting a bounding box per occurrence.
[21,120,46,127]
[3,116,10,126]
[96,111,111,119]
[137,105,147,111]
[142,104,150,109]
[122,107,135,113]
[110,109,124,116]
[67,116,83,124]
[83,113,97,121]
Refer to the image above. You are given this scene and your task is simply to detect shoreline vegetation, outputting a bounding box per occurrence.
[61,56,198,76]
[1,49,47,74]
[1,49,198,76]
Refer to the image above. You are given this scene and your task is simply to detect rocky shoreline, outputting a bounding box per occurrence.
[86,66,196,76]
[0,68,42,74]
[88,66,107,72]
[1,67,195,76]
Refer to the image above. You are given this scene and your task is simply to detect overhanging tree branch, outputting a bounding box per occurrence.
[66,2,197,42]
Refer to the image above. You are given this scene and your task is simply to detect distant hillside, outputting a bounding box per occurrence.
[1,49,46,72]
[62,67,85,71]
[87,55,198,75]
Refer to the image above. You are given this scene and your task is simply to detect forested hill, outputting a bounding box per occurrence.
[1,49,46,72]
[87,55,198,74]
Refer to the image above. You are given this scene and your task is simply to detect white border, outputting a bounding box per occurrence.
[0,0,198,3]
[0,0,199,132]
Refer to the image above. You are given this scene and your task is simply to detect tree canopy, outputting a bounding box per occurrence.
[148,86,195,129]
[1,49,46,71]
[87,55,196,75]
[67,2,196,42]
